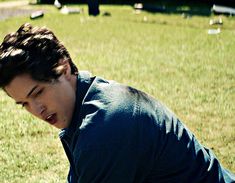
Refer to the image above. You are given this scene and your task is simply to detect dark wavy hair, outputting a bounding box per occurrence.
[0,23,78,88]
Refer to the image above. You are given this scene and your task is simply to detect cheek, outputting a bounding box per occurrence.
[60,89,76,115]
[47,88,74,109]
[45,92,60,107]
[45,82,76,114]
[62,91,75,109]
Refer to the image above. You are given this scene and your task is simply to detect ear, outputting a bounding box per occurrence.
[57,58,72,80]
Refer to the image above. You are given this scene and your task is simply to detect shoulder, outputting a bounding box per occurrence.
[76,77,161,148]
[82,77,139,118]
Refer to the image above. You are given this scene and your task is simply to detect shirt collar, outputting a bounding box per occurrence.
[59,71,94,140]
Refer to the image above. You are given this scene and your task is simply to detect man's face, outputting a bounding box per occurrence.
[4,73,76,129]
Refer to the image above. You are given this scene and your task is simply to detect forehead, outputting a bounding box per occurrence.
[4,74,40,100]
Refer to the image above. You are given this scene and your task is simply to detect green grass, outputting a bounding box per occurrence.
[0,4,235,182]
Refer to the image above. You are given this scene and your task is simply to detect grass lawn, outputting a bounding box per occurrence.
[0,3,234,182]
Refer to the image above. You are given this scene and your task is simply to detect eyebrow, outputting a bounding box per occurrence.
[15,85,38,105]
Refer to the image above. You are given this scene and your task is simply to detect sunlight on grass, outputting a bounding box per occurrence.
[0,3,234,182]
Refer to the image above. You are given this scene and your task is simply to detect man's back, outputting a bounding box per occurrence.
[61,71,235,183]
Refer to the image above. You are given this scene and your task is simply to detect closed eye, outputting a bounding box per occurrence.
[34,88,44,97]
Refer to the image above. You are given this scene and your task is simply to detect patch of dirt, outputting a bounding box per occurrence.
[0,1,39,21]
[0,8,36,20]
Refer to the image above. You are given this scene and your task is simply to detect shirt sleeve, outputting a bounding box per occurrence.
[140,99,235,183]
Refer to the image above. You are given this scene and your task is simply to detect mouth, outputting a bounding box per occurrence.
[45,113,57,125]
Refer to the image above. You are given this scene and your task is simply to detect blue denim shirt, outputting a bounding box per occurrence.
[60,71,235,183]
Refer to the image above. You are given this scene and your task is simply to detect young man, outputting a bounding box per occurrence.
[0,23,234,183]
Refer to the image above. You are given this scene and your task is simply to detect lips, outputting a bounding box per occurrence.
[45,113,57,125]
